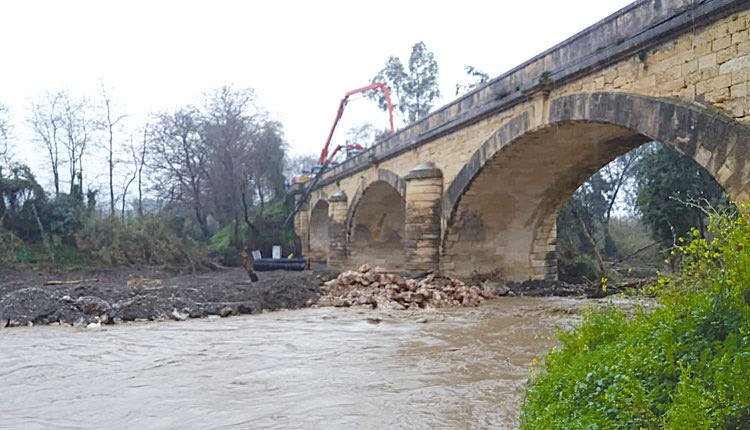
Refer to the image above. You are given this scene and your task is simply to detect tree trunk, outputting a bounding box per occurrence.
[52,168,60,196]
[194,203,209,240]
[257,180,264,216]
[241,190,260,237]
[31,203,55,261]
[570,203,606,277]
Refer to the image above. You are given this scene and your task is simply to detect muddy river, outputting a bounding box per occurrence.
[0,297,587,429]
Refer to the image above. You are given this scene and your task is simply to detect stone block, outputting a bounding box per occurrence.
[717,159,735,185]
[732,30,748,45]
[731,70,749,85]
[696,80,711,95]
[720,54,750,74]
[594,76,606,90]
[711,74,732,90]
[702,67,720,81]
[717,46,739,64]
[711,22,729,38]
[694,145,713,168]
[731,82,748,98]
[729,16,747,33]
[699,53,718,70]
[706,87,730,103]
[713,36,732,52]
[693,42,713,58]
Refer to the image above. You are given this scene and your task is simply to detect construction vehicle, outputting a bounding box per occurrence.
[317,82,394,167]
[284,82,395,227]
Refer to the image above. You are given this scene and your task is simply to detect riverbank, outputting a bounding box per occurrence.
[0,264,322,327]
[0,262,634,328]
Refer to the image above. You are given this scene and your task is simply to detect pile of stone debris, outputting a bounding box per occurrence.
[316,264,495,310]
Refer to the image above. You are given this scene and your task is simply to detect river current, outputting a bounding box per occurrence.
[1,297,586,429]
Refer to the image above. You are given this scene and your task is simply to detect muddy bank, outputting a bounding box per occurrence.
[0,264,320,328]
[0,261,636,328]
[499,279,620,298]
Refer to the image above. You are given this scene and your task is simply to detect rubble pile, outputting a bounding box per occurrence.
[317,264,495,310]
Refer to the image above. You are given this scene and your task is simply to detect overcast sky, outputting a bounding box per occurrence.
[0,0,634,188]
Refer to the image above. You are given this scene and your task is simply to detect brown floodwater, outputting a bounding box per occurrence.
[0,297,590,429]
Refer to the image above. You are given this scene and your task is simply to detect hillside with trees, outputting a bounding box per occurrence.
[0,85,291,269]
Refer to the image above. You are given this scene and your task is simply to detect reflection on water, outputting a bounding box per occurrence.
[0,297,585,429]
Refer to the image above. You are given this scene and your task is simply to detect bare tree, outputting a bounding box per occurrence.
[149,109,210,238]
[136,122,149,217]
[115,136,137,218]
[118,125,150,218]
[30,90,95,197]
[250,121,286,216]
[99,82,127,217]
[285,152,318,177]
[201,85,265,245]
[29,91,64,195]
[59,92,95,197]
[0,102,10,165]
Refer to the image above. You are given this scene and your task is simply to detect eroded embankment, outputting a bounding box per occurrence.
[0,265,320,328]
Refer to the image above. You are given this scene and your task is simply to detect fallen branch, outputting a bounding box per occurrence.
[43,279,99,286]
[615,240,665,263]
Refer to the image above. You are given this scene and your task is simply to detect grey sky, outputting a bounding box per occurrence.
[0,0,634,187]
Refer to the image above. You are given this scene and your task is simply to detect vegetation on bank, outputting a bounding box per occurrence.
[0,85,300,271]
[521,203,750,429]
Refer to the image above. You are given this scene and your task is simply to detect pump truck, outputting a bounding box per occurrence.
[284,82,395,227]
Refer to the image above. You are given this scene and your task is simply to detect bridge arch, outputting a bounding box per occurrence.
[441,92,750,280]
[346,169,407,270]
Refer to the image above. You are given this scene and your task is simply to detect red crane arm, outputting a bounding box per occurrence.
[317,82,395,166]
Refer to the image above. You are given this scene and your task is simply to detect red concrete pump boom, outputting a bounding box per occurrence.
[283,83,394,228]
[317,82,395,166]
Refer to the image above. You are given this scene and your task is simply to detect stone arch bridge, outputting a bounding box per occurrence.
[294,0,750,280]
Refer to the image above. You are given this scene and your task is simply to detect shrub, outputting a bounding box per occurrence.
[75,216,208,269]
[521,202,750,429]
[559,254,599,284]
[216,246,240,267]
[0,228,24,262]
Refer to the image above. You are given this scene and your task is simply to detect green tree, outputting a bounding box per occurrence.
[370,41,440,126]
[0,164,53,256]
[635,141,727,244]
[344,123,389,152]
[455,65,490,96]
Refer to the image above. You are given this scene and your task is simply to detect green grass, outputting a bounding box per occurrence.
[521,203,750,429]
[0,228,86,266]
[209,222,250,252]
